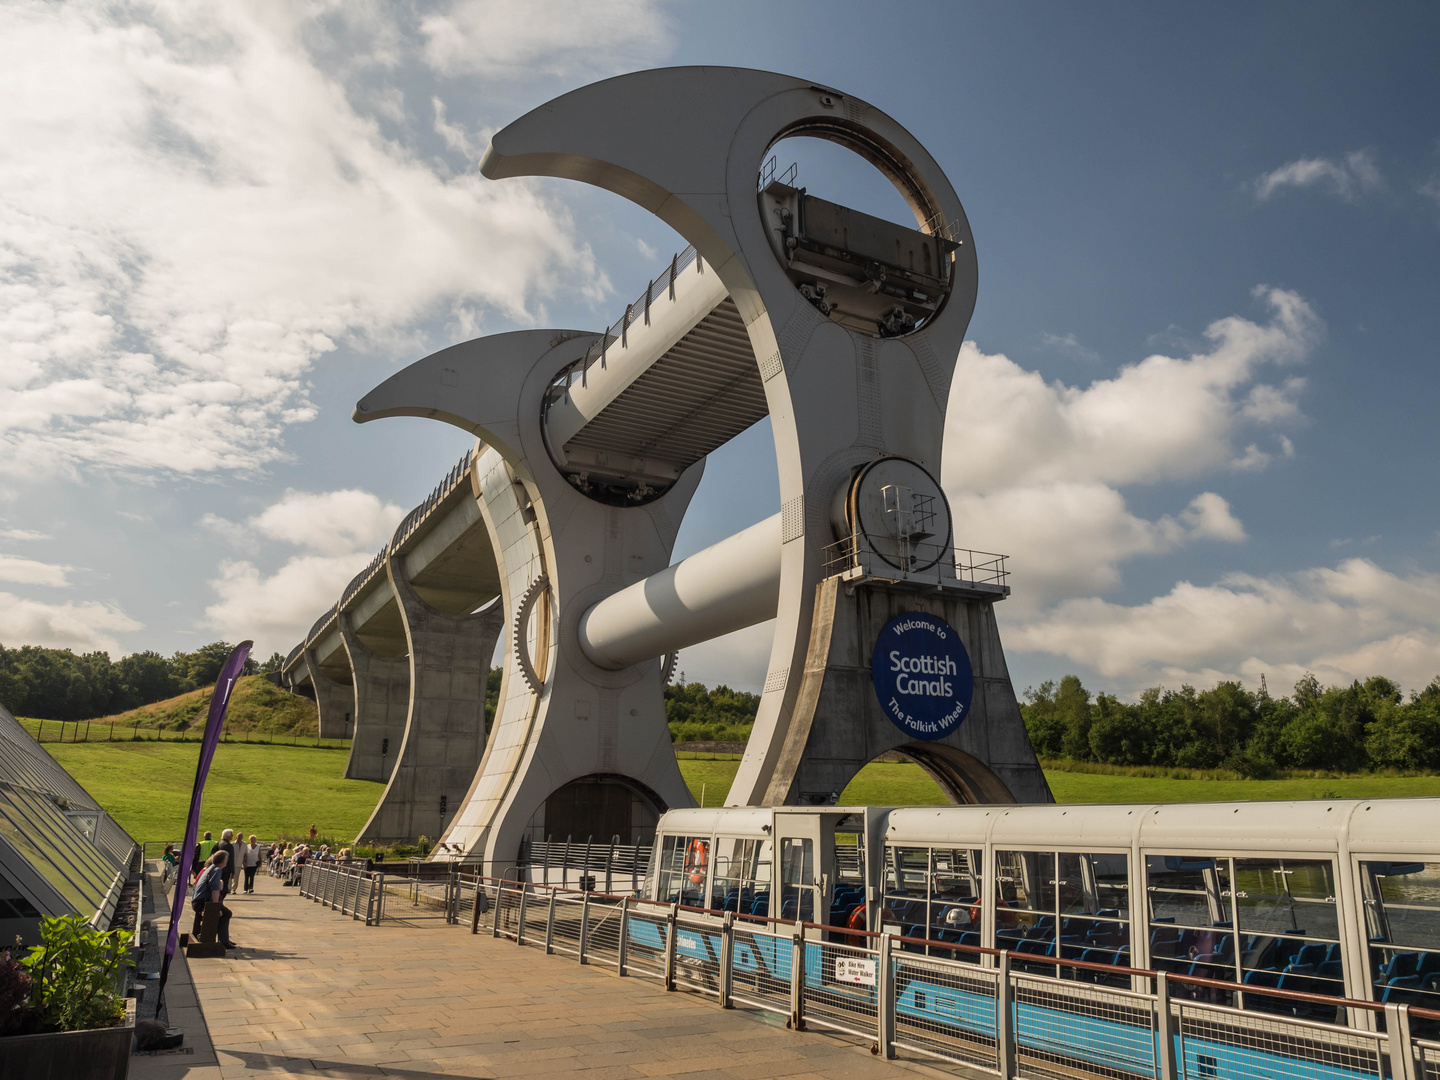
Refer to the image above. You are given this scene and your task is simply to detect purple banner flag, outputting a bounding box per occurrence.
[157,640,252,1003]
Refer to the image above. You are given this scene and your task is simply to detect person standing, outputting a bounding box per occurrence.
[193,830,216,883]
[216,829,237,893]
[241,834,262,894]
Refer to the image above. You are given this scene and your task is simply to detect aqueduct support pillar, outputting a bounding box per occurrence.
[763,576,1050,806]
[302,648,351,741]
[355,553,504,846]
[338,613,410,783]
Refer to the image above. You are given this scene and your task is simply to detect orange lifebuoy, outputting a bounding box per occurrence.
[837,902,868,947]
[684,839,708,887]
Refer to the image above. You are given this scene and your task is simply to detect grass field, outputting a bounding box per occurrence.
[675,752,1440,807]
[37,740,1440,845]
[40,740,382,843]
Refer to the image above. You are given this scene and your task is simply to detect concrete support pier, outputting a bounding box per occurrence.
[356,555,504,845]
[338,612,410,783]
[302,648,352,740]
[761,576,1053,806]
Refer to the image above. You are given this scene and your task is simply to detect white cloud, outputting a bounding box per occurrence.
[0,528,49,541]
[1011,559,1440,696]
[0,553,72,588]
[951,485,1244,611]
[945,288,1319,493]
[1040,332,1100,364]
[943,289,1313,615]
[202,488,404,655]
[0,1,606,479]
[0,592,141,653]
[1421,175,1440,212]
[419,0,673,78]
[1254,150,1383,202]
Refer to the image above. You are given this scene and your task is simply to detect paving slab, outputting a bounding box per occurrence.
[150,868,974,1079]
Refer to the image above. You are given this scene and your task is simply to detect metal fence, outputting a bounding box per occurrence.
[296,863,381,924]
[296,868,1440,1079]
[520,838,651,895]
[459,876,1440,1080]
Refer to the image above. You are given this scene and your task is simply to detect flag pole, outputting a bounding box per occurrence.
[157,640,252,1007]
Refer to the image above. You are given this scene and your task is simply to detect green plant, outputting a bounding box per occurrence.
[19,915,133,1033]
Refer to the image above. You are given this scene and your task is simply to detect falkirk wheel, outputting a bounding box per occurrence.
[355,67,1051,872]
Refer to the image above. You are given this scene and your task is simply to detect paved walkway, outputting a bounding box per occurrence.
[140,868,959,1080]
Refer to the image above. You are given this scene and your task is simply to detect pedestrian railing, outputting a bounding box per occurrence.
[520,839,651,896]
[293,866,1440,1079]
[296,863,383,924]
[460,875,1440,1080]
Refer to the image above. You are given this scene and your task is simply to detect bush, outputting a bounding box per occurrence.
[18,915,132,1033]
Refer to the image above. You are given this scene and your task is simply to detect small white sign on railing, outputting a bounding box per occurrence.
[834,956,877,986]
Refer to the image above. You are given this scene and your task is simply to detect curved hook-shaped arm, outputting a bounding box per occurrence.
[352,329,598,463]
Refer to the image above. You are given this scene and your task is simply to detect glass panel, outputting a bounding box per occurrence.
[709,838,774,917]
[1362,860,1440,1016]
[882,845,929,932]
[1145,854,1236,1000]
[931,847,983,937]
[779,837,814,922]
[656,834,708,906]
[1057,853,1131,977]
[1230,858,1343,1020]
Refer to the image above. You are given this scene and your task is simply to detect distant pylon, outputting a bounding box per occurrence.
[1260,673,1269,697]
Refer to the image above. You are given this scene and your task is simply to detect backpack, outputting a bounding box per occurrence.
[191,867,218,911]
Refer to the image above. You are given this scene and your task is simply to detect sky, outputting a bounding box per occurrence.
[2,1,1439,702]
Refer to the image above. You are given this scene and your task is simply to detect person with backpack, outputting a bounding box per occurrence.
[191,849,237,948]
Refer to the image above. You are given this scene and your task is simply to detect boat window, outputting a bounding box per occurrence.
[1231,858,1343,1021]
[1361,860,1440,1018]
[656,834,709,907]
[998,850,1130,983]
[1145,854,1238,1001]
[883,843,982,962]
[709,837,772,916]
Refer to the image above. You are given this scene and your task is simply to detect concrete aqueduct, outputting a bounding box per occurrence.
[283,67,1050,874]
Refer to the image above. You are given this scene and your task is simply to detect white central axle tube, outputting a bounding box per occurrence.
[578,514,781,669]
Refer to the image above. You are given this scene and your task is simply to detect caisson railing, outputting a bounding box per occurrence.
[296,868,1440,1079]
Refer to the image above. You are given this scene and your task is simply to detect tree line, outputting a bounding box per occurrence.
[665,678,762,743]
[1022,673,1440,776]
[0,643,286,721]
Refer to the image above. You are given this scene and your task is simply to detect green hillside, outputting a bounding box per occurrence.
[88,674,320,735]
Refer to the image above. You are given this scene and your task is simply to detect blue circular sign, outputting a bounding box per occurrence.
[871,613,974,741]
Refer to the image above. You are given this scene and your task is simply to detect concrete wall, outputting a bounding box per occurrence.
[760,576,1052,807]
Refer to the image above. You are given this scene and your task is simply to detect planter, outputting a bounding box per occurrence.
[0,997,135,1080]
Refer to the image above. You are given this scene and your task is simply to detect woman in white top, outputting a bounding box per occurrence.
[241,834,263,894]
